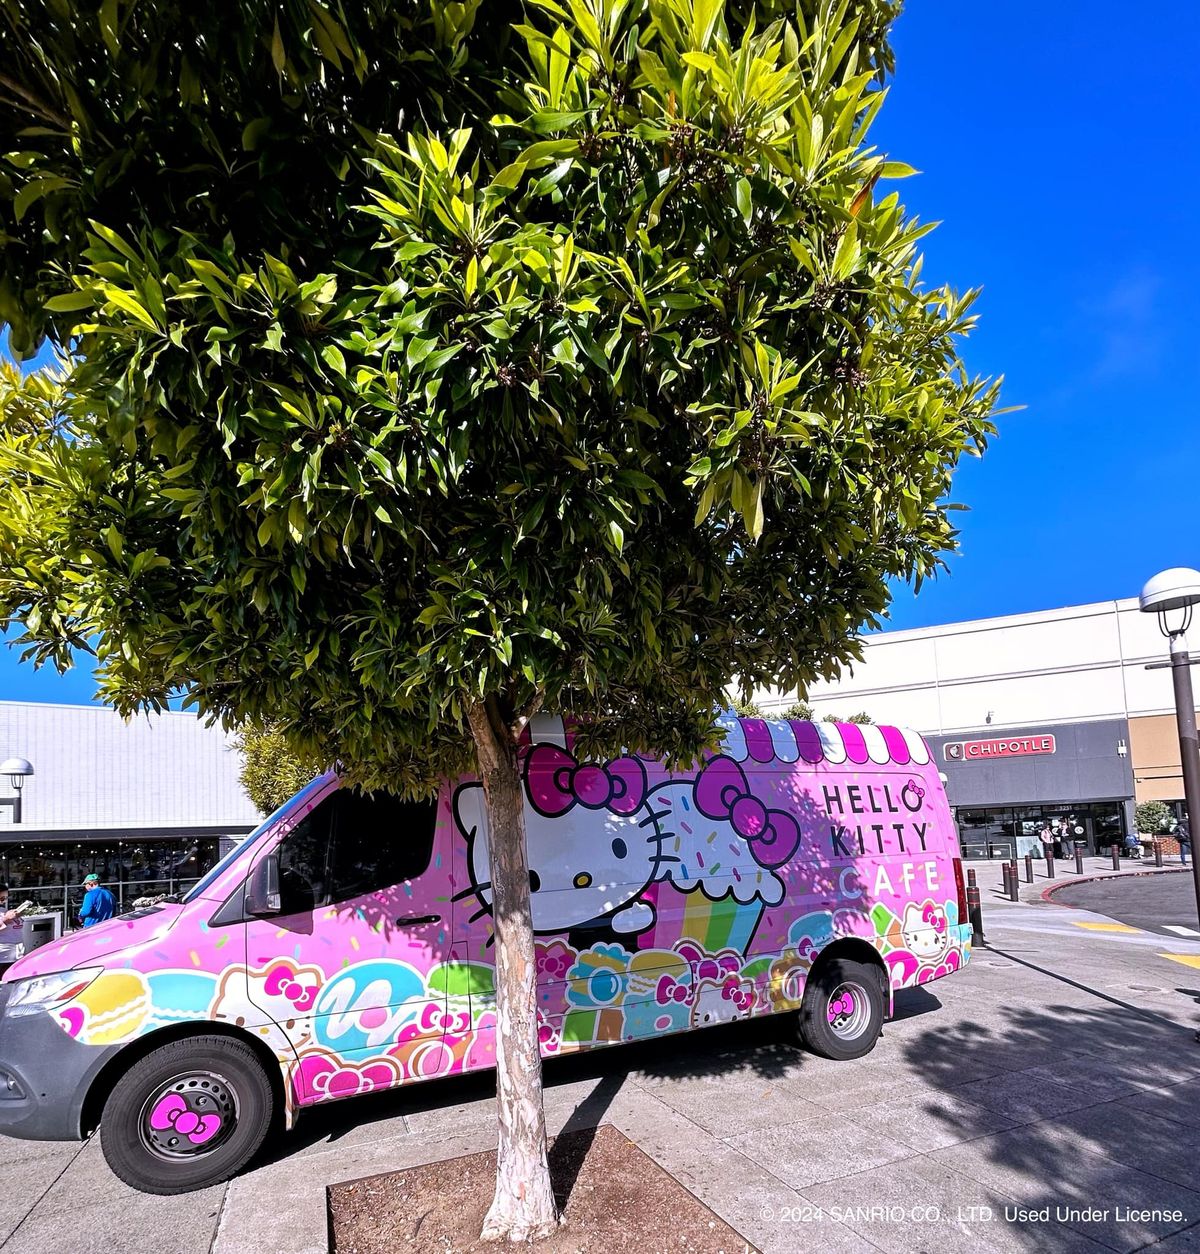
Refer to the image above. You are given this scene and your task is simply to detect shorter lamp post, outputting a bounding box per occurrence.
[1140,568,1200,928]
[0,757,34,824]
[0,758,34,823]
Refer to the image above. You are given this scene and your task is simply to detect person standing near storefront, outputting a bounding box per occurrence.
[1178,820,1192,867]
[78,874,116,928]
[1039,823,1055,861]
[0,884,24,972]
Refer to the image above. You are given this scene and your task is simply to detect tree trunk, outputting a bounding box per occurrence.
[467,699,559,1243]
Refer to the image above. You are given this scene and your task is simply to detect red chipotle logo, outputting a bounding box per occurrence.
[943,735,1056,763]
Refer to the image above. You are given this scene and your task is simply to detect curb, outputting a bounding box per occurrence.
[1040,864,1190,906]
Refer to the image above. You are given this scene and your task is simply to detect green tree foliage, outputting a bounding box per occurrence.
[236,723,321,816]
[779,699,815,719]
[729,697,764,717]
[0,0,997,778]
[1134,800,1172,835]
[0,0,998,1235]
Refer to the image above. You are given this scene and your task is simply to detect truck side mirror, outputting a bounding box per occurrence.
[245,854,282,917]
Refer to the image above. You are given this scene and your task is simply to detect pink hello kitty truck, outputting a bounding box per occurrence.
[0,715,970,1194]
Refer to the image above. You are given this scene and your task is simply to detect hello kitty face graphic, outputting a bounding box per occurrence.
[212,960,323,1049]
[453,745,666,937]
[901,900,948,961]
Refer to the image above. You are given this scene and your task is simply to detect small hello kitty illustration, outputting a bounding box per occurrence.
[901,900,949,962]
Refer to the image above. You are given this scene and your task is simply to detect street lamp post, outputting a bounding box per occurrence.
[0,757,34,824]
[1140,568,1200,927]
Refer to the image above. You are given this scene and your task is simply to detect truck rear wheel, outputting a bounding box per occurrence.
[797,958,884,1061]
[100,1035,274,1194]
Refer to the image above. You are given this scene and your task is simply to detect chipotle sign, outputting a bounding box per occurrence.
[943,734,1056,763]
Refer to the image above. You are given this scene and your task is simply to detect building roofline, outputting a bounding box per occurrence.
[0,698,219,722]
[861,596,1140,647]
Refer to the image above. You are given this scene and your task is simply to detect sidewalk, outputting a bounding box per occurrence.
[973,852,1191,907]
[6,886,1200,1254]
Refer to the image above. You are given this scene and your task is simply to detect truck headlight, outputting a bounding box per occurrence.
[6,968,102,1018]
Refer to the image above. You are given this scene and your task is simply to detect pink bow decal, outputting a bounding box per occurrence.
[828,991,857,1020]
[656,975,691,1004]
[922,903,946,934]
[525,744,647,818]
[263,962,318,1012]
[148,1094,222,1145]
[722,976,754,1013]
[693,756,801,869]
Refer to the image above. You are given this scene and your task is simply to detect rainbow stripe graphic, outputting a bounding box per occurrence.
[680,890,763,954]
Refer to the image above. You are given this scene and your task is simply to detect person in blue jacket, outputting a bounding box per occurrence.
[78,873,116,927]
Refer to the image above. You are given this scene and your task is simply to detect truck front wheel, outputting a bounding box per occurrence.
[100,1035,275,1194]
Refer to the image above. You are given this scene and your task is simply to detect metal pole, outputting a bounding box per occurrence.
[1045,851,1054,879]
[1169,631,1200,928]
[1111,844,1121,871]
[1075,843,1084,875]
[1008,860,1019,902]
[1024,853,1034,883]
[967,881,984,944]
[1155,840,1164,868]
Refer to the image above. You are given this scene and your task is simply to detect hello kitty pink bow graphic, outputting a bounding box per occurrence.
[525,744,647,817]
[693,756,801,869]
[148,1093,222,1146]
[922,902,946,934]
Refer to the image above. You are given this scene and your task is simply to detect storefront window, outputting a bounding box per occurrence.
[955,803,1128,859]
[0,837,221,916]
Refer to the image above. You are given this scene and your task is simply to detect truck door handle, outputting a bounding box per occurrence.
[394,913,440,926]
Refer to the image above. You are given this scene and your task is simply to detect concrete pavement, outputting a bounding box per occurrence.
[5,870,1200,1253]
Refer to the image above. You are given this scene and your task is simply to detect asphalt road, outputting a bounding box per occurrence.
[1056,869,1200,937]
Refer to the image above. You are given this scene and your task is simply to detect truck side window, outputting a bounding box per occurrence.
[276,796,334,915]
[327,790,438,904]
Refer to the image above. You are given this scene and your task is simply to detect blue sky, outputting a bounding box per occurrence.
[3,0,1199,702]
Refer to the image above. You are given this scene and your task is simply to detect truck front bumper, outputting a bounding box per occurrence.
[0,983,120,1141]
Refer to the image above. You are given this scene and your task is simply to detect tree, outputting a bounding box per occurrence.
[729,697,764,717]
[1134,801,1172,836]
[0,0,999,1238]
[779,700,815,720]
[236,723,321,816]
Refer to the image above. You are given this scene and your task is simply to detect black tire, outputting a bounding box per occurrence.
[100,1035,274,1195]
[797,958,885,1061]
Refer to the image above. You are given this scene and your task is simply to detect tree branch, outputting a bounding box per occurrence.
[0,73,73,132]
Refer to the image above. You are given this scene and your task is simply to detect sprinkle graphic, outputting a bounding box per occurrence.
[350,936,360,951]
[681,822,693,835]
[680,796,690,811]
[696,852,705,868]
[189,950,201,967]
[215,935,229,949]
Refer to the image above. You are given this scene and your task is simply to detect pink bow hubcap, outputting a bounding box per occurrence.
[141,1073,236,1160]
[826,981,870,1041]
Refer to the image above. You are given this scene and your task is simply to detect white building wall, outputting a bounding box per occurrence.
[754,598,1186,733]
[0,701,258,830]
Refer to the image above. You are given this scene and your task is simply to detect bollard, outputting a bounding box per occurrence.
[1155,840,1164,868]
[1075,843,1084,875]
[1045,852,1054,879]
[1024,852,1034,883]
[1008,860,1020,902]
[967,882,984,944]
[1111,844,1121,871]
[1001,862,1010,893]
[967,867,978,889]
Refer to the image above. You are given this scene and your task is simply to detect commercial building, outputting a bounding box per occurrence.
[755,597,1197,858]
[0,700,258,916]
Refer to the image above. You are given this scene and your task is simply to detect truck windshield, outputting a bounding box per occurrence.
[181,775,331,903]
